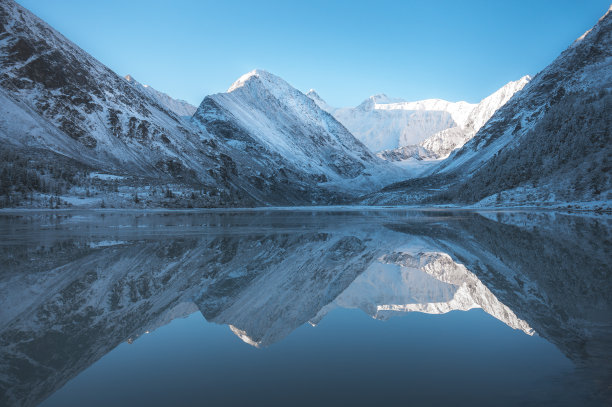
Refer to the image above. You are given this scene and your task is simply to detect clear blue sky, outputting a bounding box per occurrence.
[16,0,611,107]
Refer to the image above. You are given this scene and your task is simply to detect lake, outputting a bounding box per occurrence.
[0,209,610,406]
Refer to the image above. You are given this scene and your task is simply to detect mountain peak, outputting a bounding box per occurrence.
[506,75,531,89]
[305,89,335,113]
[227,69,283,93]
[306,89,321,98]
[369,93,404,104]
[574,4,612,44]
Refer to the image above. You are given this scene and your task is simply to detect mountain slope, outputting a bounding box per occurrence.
[375,76,530,163]
[419,75,531,159]
[124,75,197,117]
[0,0,402,207]
[367,6,612,208]
[308,91,475,152]
[192,69,405,196]
[0,0,263,207]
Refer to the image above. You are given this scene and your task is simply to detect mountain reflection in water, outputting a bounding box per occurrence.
[0,210,610,407]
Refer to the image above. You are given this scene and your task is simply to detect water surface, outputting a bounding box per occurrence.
[0,209,610,406]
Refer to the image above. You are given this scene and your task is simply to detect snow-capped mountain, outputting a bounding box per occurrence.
[419,75,531,159]
[0,0,262,208]
[124,75,197,117]
[0,0,402,208]
[367,6,611,208]
[307,91,475,152]
[192,69,405,196]
[370,76,530,163]
[305,89,335,113]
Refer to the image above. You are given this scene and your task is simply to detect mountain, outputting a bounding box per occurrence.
[305,89,335,113]
[192,70,405,196]
[0,0,262,208]
[124,75,197,117]
[0,0,401,208]
[307,91,475,152]
[370,76,530,163]
[311,77,529,162]
[376,145,438,162]
[366,6,611,209]
[418,75,531,159]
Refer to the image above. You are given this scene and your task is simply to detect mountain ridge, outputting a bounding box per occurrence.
[124,74,197,117]
[0,1,401,208]
[365,6,611,209]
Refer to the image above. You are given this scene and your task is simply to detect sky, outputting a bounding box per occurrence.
[15,0,611,107]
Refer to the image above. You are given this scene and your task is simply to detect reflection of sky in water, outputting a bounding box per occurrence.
[41,309,575,407]
[0,210,609,407]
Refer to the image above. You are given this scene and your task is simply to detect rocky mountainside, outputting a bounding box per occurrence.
[376,144,438,162]
[124,74,197,117]
[0,0,260,208]
[419,75,531,159]
[0,0,401,208]
[366,6,611,208]
[192,70,405,196]
[375,76,530,163]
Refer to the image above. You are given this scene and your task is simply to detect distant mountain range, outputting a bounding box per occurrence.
[307,91,473,152]
[367,5,611,208]
[0,0,609,210]
[307,76,530,159]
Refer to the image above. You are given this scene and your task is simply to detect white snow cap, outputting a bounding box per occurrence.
[306,89,321,98]
[227,69,280,92]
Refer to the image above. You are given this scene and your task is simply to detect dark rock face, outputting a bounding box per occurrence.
[0,2,159,150]
[377,145,437,162]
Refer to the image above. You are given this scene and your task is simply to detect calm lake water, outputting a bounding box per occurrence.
[0,209,610,407]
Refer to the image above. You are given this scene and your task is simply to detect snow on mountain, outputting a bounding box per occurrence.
[0,1,403,207]
[376,76,531,164]
[192,69,406,196]
[307,91,474,152]
[433,6,612,204]
[375,98,475,128]
[419,76,531,159]
[305,89,335,113]
[376,144,437,162]
[0,0,263,208]
[366,6,611,207]
[124,75,197,117]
